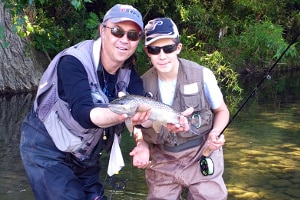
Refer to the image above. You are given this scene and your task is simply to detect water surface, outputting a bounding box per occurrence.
[0,72,299,200]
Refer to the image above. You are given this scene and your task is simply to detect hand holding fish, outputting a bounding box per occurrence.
[109,95,197,133]
[130,103,152,126]
[166,107,194,133]
[117,111,150,125]
[108,95,182,133]
[116,92,151,126]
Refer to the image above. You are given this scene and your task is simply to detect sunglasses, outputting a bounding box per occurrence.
[146,44,178,55]
[103,25,142,41]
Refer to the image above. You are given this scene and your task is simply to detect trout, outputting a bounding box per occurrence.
[108,94,181,133]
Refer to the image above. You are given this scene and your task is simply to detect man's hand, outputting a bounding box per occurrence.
[117,92,151,125]
[131,105,151,125]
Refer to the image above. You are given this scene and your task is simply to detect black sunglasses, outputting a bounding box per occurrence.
[146,44,178,55]
[103,25,141,41]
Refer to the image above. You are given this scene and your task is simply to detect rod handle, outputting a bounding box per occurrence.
[202,146,212,157]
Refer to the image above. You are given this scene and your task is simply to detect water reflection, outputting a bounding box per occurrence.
[0,94,35,199]
[0,72,299,199]
[224,102,300,199]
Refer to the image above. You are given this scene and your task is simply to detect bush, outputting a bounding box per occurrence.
[219,21,298,72]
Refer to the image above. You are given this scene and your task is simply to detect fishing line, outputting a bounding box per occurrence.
[219,31,300,136]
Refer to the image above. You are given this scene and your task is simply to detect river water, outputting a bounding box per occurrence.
[0,71,299,200]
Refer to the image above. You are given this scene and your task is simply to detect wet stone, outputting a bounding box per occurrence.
[268,179,291,187]
[284,188,300,198]
[263,192,294,200]
[234,191,260,199]
[291,179,300,184]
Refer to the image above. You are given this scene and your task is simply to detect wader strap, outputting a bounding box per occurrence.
[163,136,204,152]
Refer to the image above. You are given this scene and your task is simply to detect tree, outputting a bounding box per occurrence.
[1,0,298,96]
[0,2,46,94]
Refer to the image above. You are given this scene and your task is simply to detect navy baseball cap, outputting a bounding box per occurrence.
[103,4,144,31]
[144,18,179,46]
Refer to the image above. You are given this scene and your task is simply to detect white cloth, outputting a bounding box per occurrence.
[158,78,177,106]
[92,38,102,72]
[107,134,125,176]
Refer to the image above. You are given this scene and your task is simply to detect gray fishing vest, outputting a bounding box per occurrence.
[141,58,213,152]
[33,39,131,160]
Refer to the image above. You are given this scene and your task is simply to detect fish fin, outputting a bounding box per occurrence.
[125,118,134,134]
[152,121,164,133]
[136,103,151,112]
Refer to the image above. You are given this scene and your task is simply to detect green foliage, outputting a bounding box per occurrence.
[135,42,151,75]
[3,0,99,56]
[3,0,299,65]
[0,26,4,40]
[219,21,298,71]
[1,0,299,105]
[196,51,243,113]
[0,25,9,48]
[180,31,243,113]
[70,0,92,10]
[176,0,299,71]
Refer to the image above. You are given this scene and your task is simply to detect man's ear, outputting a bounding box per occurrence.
[99,24,105,37]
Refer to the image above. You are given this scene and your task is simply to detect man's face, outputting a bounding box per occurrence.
[100,20,142,65]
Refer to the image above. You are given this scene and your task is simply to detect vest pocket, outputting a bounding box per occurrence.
[179,83,202,108]
[42,100,97,154]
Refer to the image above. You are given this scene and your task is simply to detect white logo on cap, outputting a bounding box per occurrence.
[149,20,163,31]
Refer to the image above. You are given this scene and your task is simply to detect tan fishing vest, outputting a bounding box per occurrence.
[141,58,213,152]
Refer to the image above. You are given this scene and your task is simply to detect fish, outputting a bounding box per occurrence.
[108,94,181,133]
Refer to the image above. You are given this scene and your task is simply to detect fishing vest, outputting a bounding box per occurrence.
[33,39,131,160]
[141,58,213,152]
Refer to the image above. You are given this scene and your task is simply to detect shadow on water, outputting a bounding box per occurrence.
[0,94,35,199]
[0,71,299,199]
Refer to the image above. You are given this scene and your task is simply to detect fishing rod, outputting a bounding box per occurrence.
[201,31,300,159]
[220,31,300,136]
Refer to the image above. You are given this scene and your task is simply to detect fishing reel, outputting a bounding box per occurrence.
[199,156,214,176]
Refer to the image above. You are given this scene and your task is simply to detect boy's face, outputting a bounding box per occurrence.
[145,38,182,74]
